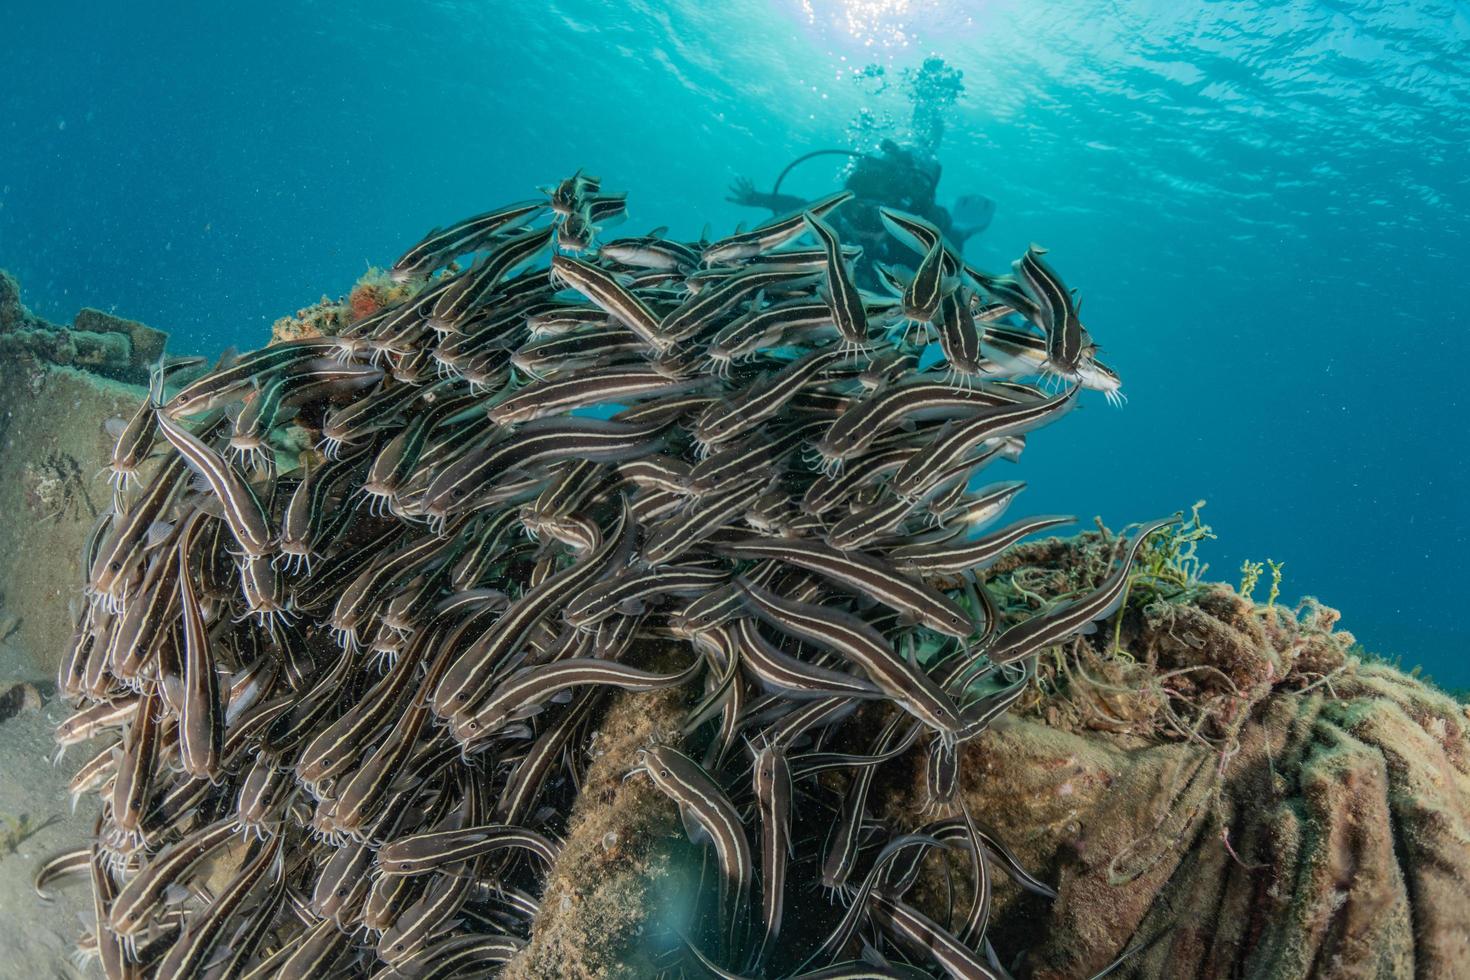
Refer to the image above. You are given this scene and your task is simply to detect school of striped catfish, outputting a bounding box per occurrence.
[38,172,1172,978]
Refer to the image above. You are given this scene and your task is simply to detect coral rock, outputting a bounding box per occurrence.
[505,677,697,979]
[269,269,416,344]
[74,306,168,374]
[0,268,26,330]
[346,267,414,321]
[880,536,1470,979]
[0,272,164,386]
[270,295,346,344]
[0,683,44,724]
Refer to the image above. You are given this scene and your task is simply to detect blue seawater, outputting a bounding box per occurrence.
[2,1,1465,684]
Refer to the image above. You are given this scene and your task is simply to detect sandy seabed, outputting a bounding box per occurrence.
[0,655,99,978]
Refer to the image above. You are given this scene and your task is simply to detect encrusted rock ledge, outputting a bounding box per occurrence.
[494,533,1469,978]
[0,270,166,387]
[890,532,1470,978]
[503,673,698,979]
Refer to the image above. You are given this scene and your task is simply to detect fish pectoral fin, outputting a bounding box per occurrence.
[679,805,712,846]
[200,943,234,971]
[144,520,176,548]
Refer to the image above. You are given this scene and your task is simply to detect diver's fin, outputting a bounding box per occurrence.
[951,193,996,237]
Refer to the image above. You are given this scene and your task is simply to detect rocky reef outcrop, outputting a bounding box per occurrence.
[0,276,155,678]
[894,532,1469,979]
[0,270,166,387]
[268,267,414,344]
[503,532,1469,978]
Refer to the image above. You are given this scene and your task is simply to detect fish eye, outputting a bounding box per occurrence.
[455,693,468,702]
[659,769,671,778]
[467,721,479,730]
[337,887,347,897]
[109,561,122,572]
[322,757,332,766]
[451,487,466,499]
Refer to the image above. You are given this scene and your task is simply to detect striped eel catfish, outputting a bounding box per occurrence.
[982,322,1124,400]
[1014,243,1093,380]
[631,743,754,953]
[962,515,1180,673]
[804,210,870,351]
[161,338,340,418]
[550,252,677,352]
[391,200,545,282]
[751,738,794,968]
[103,357,196,494]
[702,190,853,265]
[713,534,976,638]
[889,385,1080,500]
[659,264,820,344]
[43,176,1148,977]
[814,378,1031,470]
[153,410,276,558]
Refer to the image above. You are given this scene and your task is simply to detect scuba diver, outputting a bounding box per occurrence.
[726,140,994,286]
[725,59,993,287]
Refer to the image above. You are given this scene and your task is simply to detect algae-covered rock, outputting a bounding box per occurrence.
[0,273,169,679]
[876,535,1470,979]
[0,269,31,330]
[3,264,1464,977]
[0,271,165,386]
[499,534,1468,978]
[0,361,148,680]
[74,306,168,371]
[271,293,351,344]
[505,682,698,979]
[269,267,418,344]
